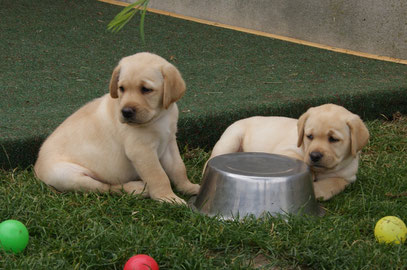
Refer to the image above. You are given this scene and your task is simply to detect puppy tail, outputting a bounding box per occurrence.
[209,122,245,159]
[202,122,244,176]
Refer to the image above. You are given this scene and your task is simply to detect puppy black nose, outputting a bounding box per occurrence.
[310,152,323,163]
[121,107,135,119]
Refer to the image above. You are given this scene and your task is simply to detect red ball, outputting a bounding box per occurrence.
[124,254,159,270]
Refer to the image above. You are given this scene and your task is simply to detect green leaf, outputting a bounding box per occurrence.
[108,9,138,33]
[107,0,150,39]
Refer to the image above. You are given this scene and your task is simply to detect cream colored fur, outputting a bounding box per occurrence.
[35,52,200,204]
[209,104,369,200]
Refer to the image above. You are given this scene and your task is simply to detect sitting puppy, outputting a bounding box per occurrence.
[34,52,200,204]
[208,104,369,200]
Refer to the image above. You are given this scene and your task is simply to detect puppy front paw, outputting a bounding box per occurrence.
[313,184,331,201]
[151,192,187,205]
[313,178,349,201]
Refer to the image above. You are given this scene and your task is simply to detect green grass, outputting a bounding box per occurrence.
[1,0,407,268]
[1,0,407,169]
[1,117,407,269]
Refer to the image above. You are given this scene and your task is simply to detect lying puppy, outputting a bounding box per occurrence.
[34,52,200,204]
[209,104,369,200]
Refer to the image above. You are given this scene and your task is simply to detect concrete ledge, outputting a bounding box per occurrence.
[121,0,407,61]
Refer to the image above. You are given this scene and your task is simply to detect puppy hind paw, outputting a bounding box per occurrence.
[178,183,201,195]
[110,181,149,197]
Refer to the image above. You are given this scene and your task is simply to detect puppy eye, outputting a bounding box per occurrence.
[306,134,314,140]
[141,87,153,94]
[119,86,125,93]
[329,136,339,143]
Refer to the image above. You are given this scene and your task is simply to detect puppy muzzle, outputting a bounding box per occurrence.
[310,152,323,163]
[121,107,136,120]
[308,152,327,171]
[120,107,153,125]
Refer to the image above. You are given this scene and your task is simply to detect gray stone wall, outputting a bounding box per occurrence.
[122,0,407,60]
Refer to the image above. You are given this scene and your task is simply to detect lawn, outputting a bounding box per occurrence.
[1,0,407,169]
[1,116,407,269]
[1,0,407,269]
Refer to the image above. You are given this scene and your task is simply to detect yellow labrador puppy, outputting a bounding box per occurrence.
[35,52,200,204]
[209,104,369,200]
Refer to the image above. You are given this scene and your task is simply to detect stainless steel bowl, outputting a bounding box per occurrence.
[190,152,323,219]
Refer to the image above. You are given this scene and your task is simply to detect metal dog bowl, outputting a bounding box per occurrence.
[190,152,323,219]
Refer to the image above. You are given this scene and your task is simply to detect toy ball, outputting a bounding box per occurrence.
[124,254,159,270]
[374,216,407,244]
[0,220,29,253]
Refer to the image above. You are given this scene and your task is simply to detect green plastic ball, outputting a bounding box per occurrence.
[0,220,29,253]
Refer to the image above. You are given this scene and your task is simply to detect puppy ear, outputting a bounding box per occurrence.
[161,64,186,109]
[297,111,310,147]
[109,65,120,99]
[347,115,370,156]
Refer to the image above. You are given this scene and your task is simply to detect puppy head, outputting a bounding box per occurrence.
[297,104,369,171]
[109,52,186,124]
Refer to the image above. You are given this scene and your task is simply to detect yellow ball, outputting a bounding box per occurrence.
[374,216,407,244]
